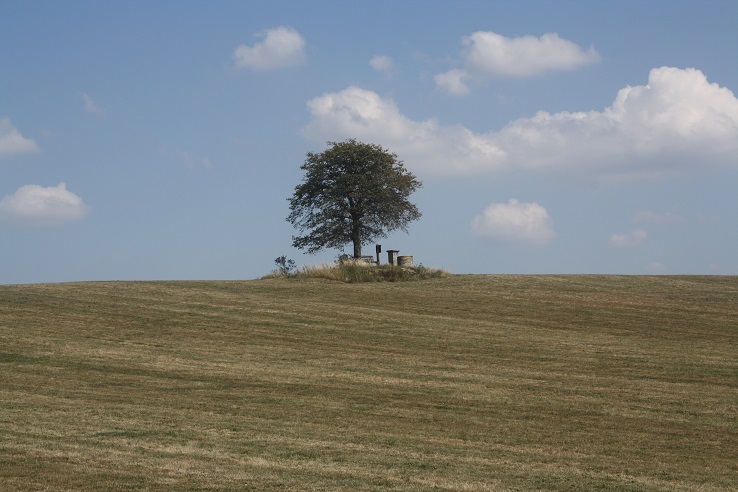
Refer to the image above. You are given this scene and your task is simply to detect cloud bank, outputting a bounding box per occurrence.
[471,199,554,244]
[435,31,600,94]
[233,26,306,71]
[304,67,738,181]
[0,183,89,225]
[0,117,40,158]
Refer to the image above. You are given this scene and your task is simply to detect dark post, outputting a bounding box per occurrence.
[376,244,382,265]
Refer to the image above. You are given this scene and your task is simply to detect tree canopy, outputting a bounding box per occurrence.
[287,139,422,258]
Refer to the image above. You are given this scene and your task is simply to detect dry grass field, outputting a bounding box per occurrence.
[1,275,736,491]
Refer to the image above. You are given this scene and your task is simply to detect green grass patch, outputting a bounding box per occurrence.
[1,275,737,490]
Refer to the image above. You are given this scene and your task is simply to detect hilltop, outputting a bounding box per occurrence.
[1,275,736,491]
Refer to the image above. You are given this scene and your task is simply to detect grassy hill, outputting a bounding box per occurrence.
[1,275,736,491]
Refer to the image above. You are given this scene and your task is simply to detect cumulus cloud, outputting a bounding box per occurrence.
[81,92,104,115]
[433,69,469,96]
[471,199,554,244]
[302,86,505,174]
[0,117,40,158]
[609,228,646,247]
[498,67,738,179]
[0,183,89,225]
[369,55,394,73]
[435,31,599,94]
[304,67,738,181]
[233,26,306,71]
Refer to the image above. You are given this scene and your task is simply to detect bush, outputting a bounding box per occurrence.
[297,262,448,283]
[267,256,297,277]
[262,256,448,283]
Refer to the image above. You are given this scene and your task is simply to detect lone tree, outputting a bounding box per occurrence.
[287,139,422,259]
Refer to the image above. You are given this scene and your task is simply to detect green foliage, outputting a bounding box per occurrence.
[287,139,422,258]
[273,255,297,276]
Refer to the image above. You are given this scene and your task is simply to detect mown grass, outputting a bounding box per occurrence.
[1,275,736,491]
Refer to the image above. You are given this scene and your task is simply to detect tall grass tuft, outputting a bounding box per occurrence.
[270,261,449,283]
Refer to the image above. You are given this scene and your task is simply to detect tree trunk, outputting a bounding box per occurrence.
[350,207,362,258]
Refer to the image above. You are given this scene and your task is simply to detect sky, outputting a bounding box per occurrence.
[2,0,737,283]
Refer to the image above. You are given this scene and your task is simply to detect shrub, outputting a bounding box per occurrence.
[269,256,297,277]
[297,262,448,283]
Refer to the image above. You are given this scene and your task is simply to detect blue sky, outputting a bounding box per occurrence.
[2,0,737,283]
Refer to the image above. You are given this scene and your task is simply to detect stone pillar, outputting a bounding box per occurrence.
[398,256,414,267]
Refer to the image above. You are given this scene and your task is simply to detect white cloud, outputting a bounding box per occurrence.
[81,92,104,115]
[497,67,738,179]
[304,68,738,181]
[435,31,599,94]
[0,183,89,225]
[0,117,40,158]
[471,199,554,244]
[369,55,394,73]
[302,86,505,174]
[233,26,306,71]
[466,31,600,77]
[433,69,469,96]
[609,228,646,247]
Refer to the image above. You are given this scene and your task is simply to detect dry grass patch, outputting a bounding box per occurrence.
[1,275,736,491]
[265,261,449,283]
